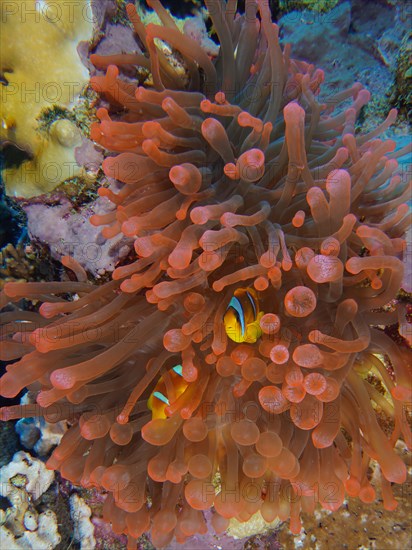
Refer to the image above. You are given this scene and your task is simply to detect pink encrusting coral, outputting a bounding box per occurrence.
[1,0,411,548]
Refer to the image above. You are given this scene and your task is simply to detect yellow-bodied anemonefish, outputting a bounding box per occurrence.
[147,365,189,420]
[223,287,263,343]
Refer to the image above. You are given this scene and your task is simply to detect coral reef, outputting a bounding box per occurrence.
[0,0,94,197]
[279,0,339,13]
[277,442,412,549]
[392,31,412,120]
[91,515,128,550]
[16,393,67,457]
[0,193,26,249]
[0,244,36,290]
[0,510,60,550]
[0,241,61,290]
[15,417,67,458]
[0,1,411,549]
[39,475,76,550]
[0,451,60,549]
[402,227,412,294]
[0,421,19,468]
[70,493,97,549]
[23,191,133,277]
[0,451,54,501]
[279,0,411,127]
[228,510,280,540]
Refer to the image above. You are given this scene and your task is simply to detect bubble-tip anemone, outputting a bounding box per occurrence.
[1,1,411,548]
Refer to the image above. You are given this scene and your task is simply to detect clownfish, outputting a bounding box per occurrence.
[147,365,189,420]
[223,287,263,343]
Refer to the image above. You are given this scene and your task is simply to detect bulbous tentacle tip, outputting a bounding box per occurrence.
[0,407,13,421]
[382,460,408,485]
[125,3,137,16]
[0,372,25,398]
[284,286,317,317]
[391,385,412,402]
[344,476,361,497]
[39,303,58,318]
[289,517,302,535]
[284,101,305,122]
[142,416,182,446]
[89,76,100,92]
[185,479,215,511]
[50,369,76,390]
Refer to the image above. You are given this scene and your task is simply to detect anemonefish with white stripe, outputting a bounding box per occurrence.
[223,287,263,343]
[147,365,189,420]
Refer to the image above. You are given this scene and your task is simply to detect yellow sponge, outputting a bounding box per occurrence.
[1,0,94,197]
